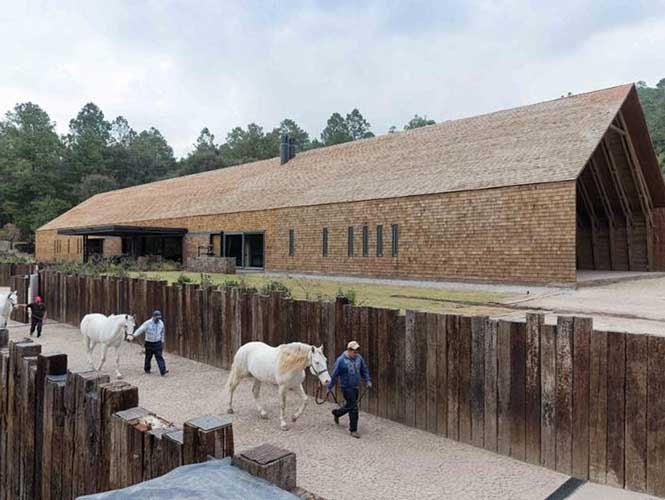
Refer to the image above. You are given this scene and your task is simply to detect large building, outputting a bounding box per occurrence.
[36,84,665,285]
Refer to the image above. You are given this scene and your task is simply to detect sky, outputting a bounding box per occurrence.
[1,0,664,157]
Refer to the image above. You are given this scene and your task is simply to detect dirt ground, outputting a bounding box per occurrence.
[4,317,654,500]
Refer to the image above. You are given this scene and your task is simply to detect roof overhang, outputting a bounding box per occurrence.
[57,225,188,237]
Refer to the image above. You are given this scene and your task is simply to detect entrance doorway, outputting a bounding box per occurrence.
[223,232,264,269]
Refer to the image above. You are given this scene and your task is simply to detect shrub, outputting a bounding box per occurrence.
[260,280,291,297]
[337,287,358,305]
[200,273,214,288]
[176,273,193,285]
[0,254,34,264]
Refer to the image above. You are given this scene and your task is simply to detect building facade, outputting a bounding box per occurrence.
[36,84,665,285]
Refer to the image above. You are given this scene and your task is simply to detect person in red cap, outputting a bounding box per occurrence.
[27,295,47,337]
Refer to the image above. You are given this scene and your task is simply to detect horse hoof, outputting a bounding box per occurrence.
[227,408,234,415]
[260,412,268,419]
[116,374,123,380]
[291,416,298,422]
[281,424,289,431]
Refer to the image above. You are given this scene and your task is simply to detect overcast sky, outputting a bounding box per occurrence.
[2,0,664,157]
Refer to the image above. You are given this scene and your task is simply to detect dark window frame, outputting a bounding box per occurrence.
[376,225,383,257]
[288,229,295,257]
[322,227,328,257]
[347,226,354,257]
[362,225,369,257]
[391,224,399,257]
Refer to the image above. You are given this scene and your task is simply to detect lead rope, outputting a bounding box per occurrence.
[314,381,369,410]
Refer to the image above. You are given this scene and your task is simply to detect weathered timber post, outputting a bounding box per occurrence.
[109,407,150,490]
[98,382,139,493]
[0,348,11,500]
[34,353,67,500]
[232,444,297,491]
[41,373,66,500]
[6,340,41,500]
[143,423,180,481]
[19,356,38,500]
[182,415,234,465]
[0,330,7,350]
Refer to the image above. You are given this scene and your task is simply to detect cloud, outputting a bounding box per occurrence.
[1,0,664,157]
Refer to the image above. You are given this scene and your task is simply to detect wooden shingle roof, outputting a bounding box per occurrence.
[42,83,659,231]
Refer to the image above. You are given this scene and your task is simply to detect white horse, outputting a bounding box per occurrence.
[80,313,136,379]
[226,342,331,430]
[0,291,17,329]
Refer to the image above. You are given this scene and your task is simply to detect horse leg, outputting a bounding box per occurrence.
[292,383,308,422]
[96,344,109,372]
[252,380,268,419]
[114,344,123,379]
[226,368,240,414]
[278,385,288,431]
[84,337,95,369]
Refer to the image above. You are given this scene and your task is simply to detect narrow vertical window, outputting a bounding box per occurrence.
[347,226,354,257]
[288,229,294,257]
[322,228,328,257]
[391,224,399,257]
[376,225,383,257]
[67,240,71,253]
[362,225,369,257]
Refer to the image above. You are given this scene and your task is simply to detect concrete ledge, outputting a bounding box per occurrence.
[233,444,296,492]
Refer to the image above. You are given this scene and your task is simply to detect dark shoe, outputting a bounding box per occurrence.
[332,410,339,425]
[144,370,151,374]
[161,370,169,377]
[350,431,360,439]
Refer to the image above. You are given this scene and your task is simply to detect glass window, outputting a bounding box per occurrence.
[289,229,294,257]
[347,226,354,257]
[391,224,399,257]
[362,225,369,257]
[376,225,383,257]
[322,227,328,257]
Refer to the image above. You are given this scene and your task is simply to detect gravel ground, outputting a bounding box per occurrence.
[1,319,579,500]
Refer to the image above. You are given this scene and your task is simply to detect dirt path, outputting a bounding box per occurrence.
[2,319,577,500]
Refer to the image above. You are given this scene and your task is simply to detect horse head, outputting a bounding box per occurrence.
[7,291,17,307]
[123,314,136,340]
[308,345,330,386]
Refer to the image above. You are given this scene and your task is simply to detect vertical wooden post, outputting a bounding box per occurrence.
[483,319,498,452]
[470,316,486,448]
[110,407,150,490]
[572,317,592,480]
[555,316,573,474]
[525,313,543,465]
[183,415,234,464]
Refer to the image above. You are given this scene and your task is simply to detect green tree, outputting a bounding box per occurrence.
[404,114,436,130]
[65,103,111,184]
[346,108,374,140]
[78,173,119,200]
[637,78,665,174]
[128,127,176,184]
[221,123,274,164]
[0,102,67,236]
[178,127,226,175]
[320,112,352,145]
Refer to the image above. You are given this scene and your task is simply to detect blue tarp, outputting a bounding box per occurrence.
[77,458,299,500]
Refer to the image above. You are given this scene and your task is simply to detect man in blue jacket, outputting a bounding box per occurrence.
[327,340,372,438]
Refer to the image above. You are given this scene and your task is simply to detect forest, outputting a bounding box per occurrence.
[0,79,663,242]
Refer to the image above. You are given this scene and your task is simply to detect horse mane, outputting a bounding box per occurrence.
[277,342,311,375]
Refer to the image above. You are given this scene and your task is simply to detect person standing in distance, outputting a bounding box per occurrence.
[27,295,47,337]
[128,310,169,376]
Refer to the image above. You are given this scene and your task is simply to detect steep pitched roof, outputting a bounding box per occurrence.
[42,83,659,231]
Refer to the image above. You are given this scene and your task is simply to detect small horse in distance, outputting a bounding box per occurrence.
[80,313,136,379]
[0,290,18,329]
[226,342,330,430]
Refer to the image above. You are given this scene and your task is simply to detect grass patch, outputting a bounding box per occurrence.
[129,271,513,315]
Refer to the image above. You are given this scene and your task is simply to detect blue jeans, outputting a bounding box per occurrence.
[333,387,359,432]
[144,341,166,375]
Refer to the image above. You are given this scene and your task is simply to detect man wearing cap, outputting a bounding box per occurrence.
[327,340,372,438]
[27,295,47,337]
[128,310,169,376]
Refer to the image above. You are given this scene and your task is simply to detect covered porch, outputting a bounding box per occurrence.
[57,225,188,262]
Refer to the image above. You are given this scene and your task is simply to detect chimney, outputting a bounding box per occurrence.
[288,137,296,161]
[280,134,289,164]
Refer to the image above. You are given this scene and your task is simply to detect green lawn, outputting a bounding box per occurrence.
[130,271,513,316]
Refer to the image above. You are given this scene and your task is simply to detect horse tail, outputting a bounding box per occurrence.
[226,344,249,391]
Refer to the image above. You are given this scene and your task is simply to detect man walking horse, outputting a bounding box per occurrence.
[327,340,372,438]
